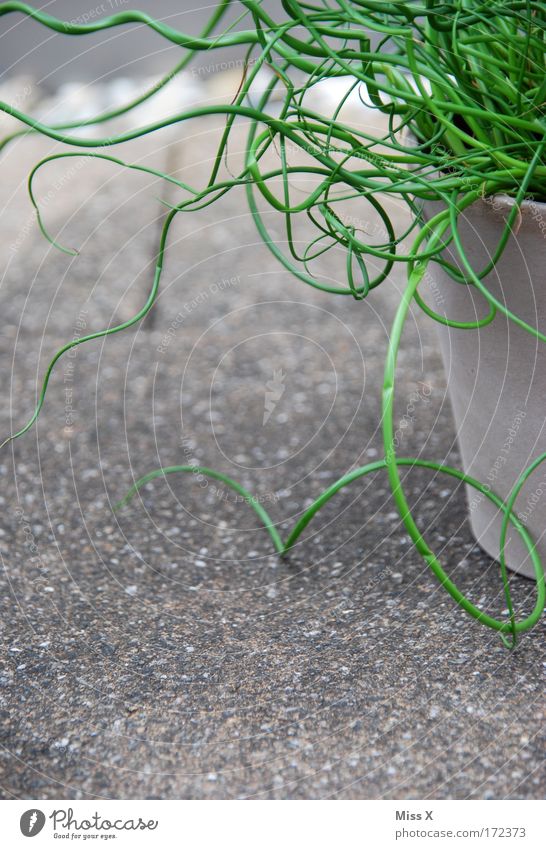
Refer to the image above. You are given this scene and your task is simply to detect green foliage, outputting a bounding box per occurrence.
[1,1,545,643]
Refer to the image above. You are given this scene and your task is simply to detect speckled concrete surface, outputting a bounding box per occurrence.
[0,120,544,800]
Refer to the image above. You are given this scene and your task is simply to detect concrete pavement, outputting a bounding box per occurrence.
[0,113,544,799]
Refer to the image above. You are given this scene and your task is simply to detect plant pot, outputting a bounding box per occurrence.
[423,195,546,579]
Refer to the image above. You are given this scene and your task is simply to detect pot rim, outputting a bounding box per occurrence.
[482,193,546,213]
[422,192,546,233]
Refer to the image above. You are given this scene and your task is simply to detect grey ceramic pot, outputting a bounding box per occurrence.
[423,195,546,578]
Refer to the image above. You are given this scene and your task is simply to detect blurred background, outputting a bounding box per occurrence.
[0,0,285,85]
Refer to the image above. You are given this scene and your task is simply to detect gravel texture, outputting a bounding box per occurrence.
[0,118,544,800]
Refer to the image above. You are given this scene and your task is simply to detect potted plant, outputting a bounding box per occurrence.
[1,0,544,645]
